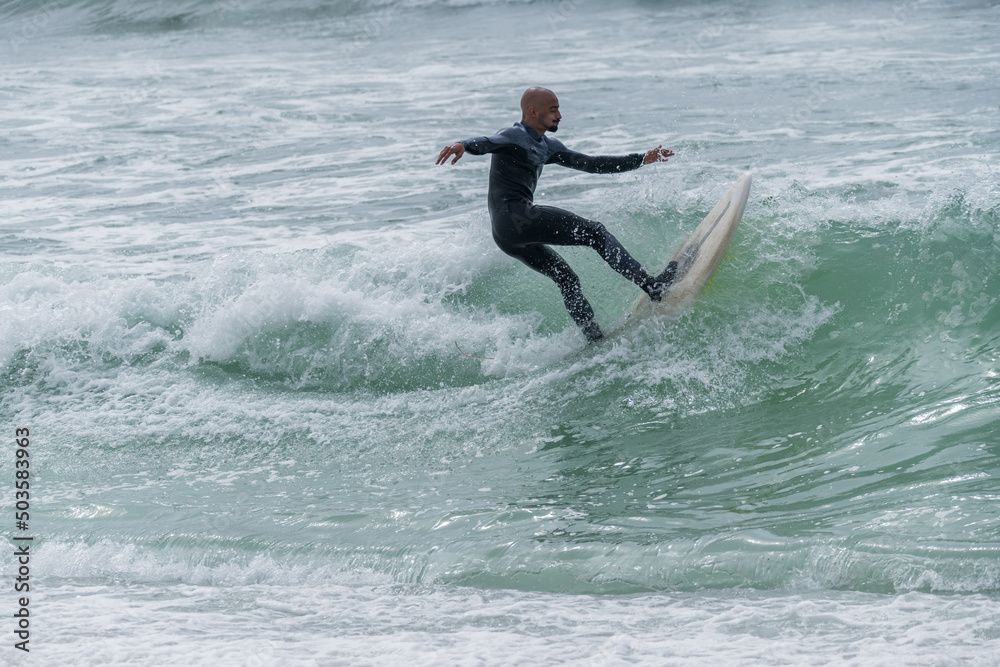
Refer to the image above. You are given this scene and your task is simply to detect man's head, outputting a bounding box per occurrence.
[520,86,561,135]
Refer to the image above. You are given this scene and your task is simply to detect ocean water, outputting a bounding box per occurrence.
[2,0,999,664]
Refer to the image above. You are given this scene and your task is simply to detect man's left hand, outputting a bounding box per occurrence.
[643,145,675,165]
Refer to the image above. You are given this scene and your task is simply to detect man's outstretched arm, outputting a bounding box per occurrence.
[548,144,676,173]
[437,132,514,165]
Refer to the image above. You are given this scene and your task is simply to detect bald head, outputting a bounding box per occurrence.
[520,87,556,115]
[520,86,561,135]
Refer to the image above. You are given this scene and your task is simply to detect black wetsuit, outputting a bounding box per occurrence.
[461,121,662,341]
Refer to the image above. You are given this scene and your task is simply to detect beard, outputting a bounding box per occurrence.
[547,121,559,132]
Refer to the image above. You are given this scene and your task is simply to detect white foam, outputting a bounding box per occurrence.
[22,570,1000,666]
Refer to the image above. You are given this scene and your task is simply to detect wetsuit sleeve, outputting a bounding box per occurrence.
[460,135,510,155]
[546,149,644,174]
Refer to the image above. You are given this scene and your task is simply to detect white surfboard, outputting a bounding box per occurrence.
[620,172,751,330]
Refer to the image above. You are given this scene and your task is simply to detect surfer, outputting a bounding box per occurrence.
[437,86,677,342]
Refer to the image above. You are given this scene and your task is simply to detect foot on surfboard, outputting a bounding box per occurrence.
[648,261,678,302]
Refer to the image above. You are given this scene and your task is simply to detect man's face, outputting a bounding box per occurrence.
[537,96,561,133]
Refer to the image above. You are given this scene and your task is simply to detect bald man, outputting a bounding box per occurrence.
[437,87,676,343]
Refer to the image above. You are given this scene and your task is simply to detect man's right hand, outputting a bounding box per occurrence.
[436,143,465,165]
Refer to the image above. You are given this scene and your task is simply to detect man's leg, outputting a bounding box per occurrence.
[532,206,676,300]
[507,243,604,342]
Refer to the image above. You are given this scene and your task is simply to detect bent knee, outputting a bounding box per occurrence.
[572,220,609,247]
